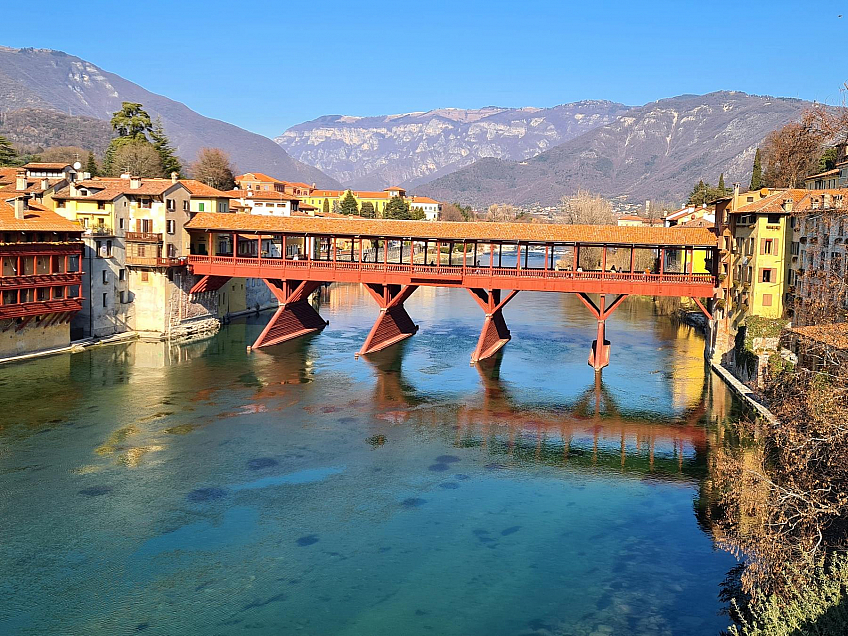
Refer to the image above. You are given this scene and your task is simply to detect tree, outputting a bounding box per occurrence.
[86,151,99,177]
[189,148,236,190]
[761,108,831,188]
[110,141,163,178]
[818,146,838,172]
[686,179,728,206]
[440,202,466,222]
[0,134,18,166]
[360,201,375,218]
[110,102,153,140]
[486,203,520,222]
[718,172,726,194]
[37,146,89,166]
[150,117,181,177]
[409,207,426,220]
[322,198,330,215]
[558,191,614,225]
[383,195,411,219]
[339,190,359,215]
[103,102,157,176]
[750,148,763,190]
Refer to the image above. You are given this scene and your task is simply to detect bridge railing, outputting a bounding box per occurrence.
[187,255,716,285]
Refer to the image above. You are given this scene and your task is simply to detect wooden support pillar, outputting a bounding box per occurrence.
[573,244,579,272]
[544,244,549,272]
[357,283,419,357]
[489,243,494,268]
[250,279,328,350]
[629,247,635,274]
[467,288,519,364]
[576,292,628,372]
[660,248,665,276]
[516,243,521,269]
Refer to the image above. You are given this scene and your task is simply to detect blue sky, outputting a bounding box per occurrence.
[5,0,848,137]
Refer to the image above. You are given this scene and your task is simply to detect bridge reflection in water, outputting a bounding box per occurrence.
[185,214,718,371]
[361,337,733,485]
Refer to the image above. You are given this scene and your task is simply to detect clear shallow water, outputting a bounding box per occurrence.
[0,283,745,636]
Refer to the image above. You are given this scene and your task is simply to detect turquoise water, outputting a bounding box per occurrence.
[0,284,743,635]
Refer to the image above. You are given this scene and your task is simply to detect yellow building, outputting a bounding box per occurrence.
[725,189,801,323]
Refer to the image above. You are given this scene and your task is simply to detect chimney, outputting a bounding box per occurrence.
[69,181,79,197]
[15,170,26,191]
[171,171,178,184]
[120,173,131,180]
[14,197,26,220]
[732,183,740,211]
[130,176,141,189]
[782,198,793,213]
[41,177,49,191]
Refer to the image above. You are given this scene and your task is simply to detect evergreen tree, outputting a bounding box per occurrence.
[750,147,763,190]
[150,117,182,178]
[718,173,726,194]
[85,151,99,177]
[384,195,411,219]
[0,134,18,166]
[322,198,330,215]
[339,190,359,215]
[360,201,375,218]
[103,102,158,176]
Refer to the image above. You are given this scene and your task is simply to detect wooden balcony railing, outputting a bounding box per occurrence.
[126,232,163,243]
[126,255,187,267]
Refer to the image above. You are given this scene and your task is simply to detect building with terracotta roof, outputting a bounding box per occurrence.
[784,190,848,326]
[805,143,848,190]
[0,196,84,359]
[300,186,442,220]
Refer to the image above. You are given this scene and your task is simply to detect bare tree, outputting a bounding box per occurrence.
[486,203,519,222]
[558,190,614,225]
[110,141,162,177]
[38,146,89,165]
[762,108,832,188]
[189,148,236,190]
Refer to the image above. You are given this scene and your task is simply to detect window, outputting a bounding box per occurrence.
[97,201,105,210]
[119,268,126,281]
[762,293,773,307]
[761,268,773,283]
[198,203,205,212]
[95,240,102,257]
[166,220,176,235]
[141,271,149,282]
[120,291,127,304]
[106,240,112,257]
[791,241,800,256]
[183,200,189,211]
[102,292,107,308]
[767,214,781,224]
[166,198,175,211]
[119,217,124,229]
[102,270,108,284]
[762,239,773,255]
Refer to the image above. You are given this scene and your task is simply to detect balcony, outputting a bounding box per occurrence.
[126,255,186,267]
[126,232,163,243]
[0,297,83,320]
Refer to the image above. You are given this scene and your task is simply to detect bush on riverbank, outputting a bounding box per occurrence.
[715,345,848,633]
[727,555,848,636]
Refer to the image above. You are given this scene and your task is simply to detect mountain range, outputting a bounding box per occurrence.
[417,92,809,206]
[0,46,812,206]
[275,101,630,190]
[280,92,809,205]
[0,46,340,187]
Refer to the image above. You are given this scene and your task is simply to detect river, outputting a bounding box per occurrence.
[0,282,747,635]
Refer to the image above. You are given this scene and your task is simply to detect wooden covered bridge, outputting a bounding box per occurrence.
[184,214,718,370]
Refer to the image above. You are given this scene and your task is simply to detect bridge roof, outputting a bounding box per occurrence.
[185,212,717,247]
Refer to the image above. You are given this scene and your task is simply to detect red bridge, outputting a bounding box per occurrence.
[185,214,718,370]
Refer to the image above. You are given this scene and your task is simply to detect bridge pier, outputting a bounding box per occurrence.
[251,279,328,350]
[576,293,628,372]
[468,289,519,364]
[357,284,419,357]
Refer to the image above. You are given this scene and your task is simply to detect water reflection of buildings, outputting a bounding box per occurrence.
[364,344,738,484]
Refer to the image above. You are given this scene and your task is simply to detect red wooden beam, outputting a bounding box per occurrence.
[692,297,713,322]
[250,279,327,350]
[357,284,419,357]
[469,289,520,364]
